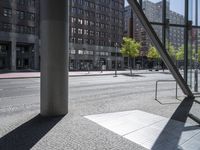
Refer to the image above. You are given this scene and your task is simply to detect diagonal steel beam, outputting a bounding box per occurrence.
[127,0,193,98]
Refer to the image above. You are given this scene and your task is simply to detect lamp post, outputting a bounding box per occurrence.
[114,43,118,77]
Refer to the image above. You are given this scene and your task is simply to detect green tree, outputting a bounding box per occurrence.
[198,49,200,62]
[120,37,140,75]
[147,45,160,59]
[167,43,176,61]
[147,45,160,70]
[176,46,184,61]
[176,46,195,61]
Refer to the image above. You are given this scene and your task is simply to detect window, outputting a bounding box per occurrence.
[89,30,94,36]
[84,29,88,35]
[77,38,83,44]
[84,20,89,26]
[71,17,76,23]
[17,11,25,20]
[70,50,76,54]
[0,23,12,32]
[78,28,83,34]
[78,18,83,25]
[78,50,84,54]
[3,8,12,17]
[72,28,76,34]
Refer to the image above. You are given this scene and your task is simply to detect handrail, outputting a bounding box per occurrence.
[155,80,178,100]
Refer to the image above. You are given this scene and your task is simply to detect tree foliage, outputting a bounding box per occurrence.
[120,37,140,58]
[147,45,160,59]
[167,43,176,59]
[176,46,184,60]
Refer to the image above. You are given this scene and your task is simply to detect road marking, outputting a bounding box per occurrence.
[25,86,39,89]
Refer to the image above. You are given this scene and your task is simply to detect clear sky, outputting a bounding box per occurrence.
[125,0,184,15]
[125,0,128,6]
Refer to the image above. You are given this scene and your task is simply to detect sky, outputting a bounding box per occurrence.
[125,0,200,25]
[125,0,128,6]
[125,0,184,15]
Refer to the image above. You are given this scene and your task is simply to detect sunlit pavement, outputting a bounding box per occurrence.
[0,69,170,79]
[0,72,199,150]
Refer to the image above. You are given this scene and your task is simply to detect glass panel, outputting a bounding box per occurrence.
[167,0,185,24]
[188,0,200,92]
[166,26,184,66]
[188,0,195,25]
[152,25,163,42]
[198,1,200,26]
[187,28,194,90]
[142,0,163,23]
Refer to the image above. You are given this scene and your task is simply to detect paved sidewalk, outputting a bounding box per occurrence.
[0,70,157,79]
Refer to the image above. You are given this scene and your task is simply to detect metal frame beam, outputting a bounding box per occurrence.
[127,0,193,98]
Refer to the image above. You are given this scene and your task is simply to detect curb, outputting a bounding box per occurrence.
[0,73,124,79]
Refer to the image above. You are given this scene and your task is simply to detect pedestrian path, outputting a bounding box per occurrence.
[85,110,200,150]
[0,70,152,79]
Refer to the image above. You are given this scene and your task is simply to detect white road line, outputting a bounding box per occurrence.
[25,86,39,89]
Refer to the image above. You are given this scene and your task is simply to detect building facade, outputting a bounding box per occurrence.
[124,0,185,54]
[0,0,124,72]
[0,0,40,71]
[69,0,124,70]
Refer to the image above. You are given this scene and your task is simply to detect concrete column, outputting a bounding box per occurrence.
[40,0,68,116]
[11,39,16,71]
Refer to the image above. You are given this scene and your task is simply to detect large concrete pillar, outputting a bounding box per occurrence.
[11,39,16,71]
[40,0,68,116]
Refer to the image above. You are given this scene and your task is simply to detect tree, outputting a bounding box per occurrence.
[147,45,160,59]
[120,37,140,75]
[167,43,176,61]
[176,46,184,61]
[198,49,200,62]
[147,45,160,70]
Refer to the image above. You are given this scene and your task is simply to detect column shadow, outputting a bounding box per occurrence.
[0,114,63,150]
[151,97,196,150]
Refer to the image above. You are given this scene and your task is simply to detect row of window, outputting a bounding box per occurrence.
[3,8,36,21]
[16,0,36,7]
[71,19,123,31]
[72,0,123,9]
[0,22,35,34]
[70,37,119,47]
[71,28,121,38]
[71,7,123,19]
[70,49,109,56]
[71,16,123,27]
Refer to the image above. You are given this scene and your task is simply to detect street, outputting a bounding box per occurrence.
[0,72,176,109]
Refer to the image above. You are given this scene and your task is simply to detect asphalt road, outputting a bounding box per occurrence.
[0,72,176,109]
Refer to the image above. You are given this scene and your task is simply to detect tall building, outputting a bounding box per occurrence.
[124,0,185,54]
[0,0,40,71]
[0,0,124,71]
[69,0,124,70]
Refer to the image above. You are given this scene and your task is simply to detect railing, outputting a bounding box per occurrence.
[155,80,178,100]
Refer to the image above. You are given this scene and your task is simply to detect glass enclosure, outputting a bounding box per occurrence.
[137,0,200,93]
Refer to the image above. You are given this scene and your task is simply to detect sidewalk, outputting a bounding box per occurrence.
[0,70,154,79]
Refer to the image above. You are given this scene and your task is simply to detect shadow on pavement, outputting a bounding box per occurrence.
[152,97,195,150]
[0,115,63,150]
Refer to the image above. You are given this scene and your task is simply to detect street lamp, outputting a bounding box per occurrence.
[114,43,118,77]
